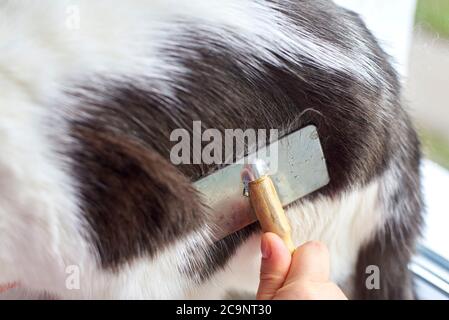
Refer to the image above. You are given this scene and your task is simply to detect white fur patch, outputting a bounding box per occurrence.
[0,0,378,98]
[0,82,90,294]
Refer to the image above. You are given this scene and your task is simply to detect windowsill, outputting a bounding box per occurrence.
[412,160,449,299]
[421,160,449,261]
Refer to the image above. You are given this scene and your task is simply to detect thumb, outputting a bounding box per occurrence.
[256,233,292,300]
[276,241,348,300]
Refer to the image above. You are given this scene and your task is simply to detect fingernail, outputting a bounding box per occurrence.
[261,235,271,259]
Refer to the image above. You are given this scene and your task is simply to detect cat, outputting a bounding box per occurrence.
[0,0,422,299]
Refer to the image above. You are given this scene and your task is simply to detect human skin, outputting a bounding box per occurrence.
[257,233,348,300]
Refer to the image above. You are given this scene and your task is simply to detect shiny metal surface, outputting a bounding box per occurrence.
[194,125,330,241]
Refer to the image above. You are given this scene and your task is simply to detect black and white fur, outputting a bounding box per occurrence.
[0,0,422,299]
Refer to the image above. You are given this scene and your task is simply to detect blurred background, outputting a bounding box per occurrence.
[408,0,449,170]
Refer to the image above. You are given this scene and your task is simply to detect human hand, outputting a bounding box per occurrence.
[256,233,348,300]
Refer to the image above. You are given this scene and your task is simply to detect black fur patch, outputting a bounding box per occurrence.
[69,124,206,269]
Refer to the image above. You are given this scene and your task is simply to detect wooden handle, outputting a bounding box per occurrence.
[248,176,296,254]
